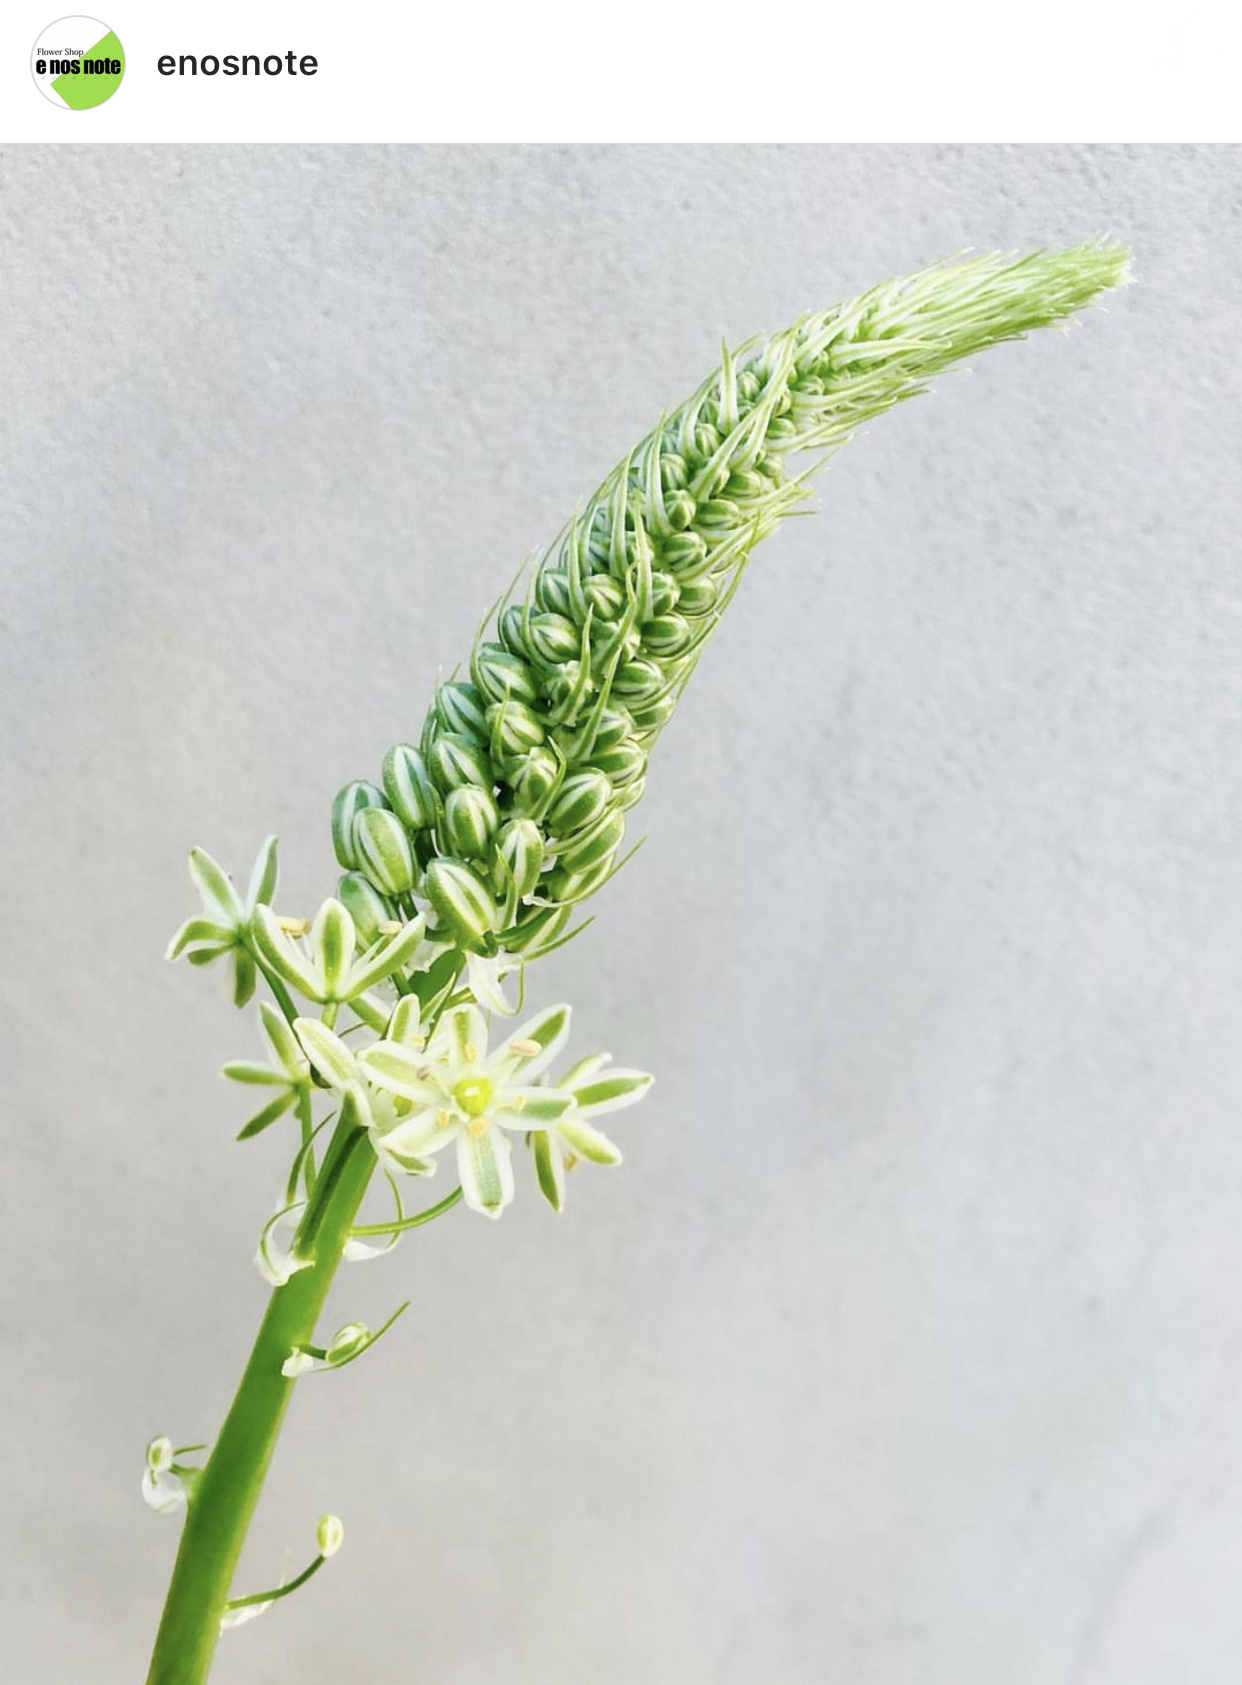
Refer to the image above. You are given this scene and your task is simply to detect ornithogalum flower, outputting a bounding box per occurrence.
[147,243,1128,1684]
[165,838,278,1007]
[356,1002,580,1217]
[528,1055,654,1212]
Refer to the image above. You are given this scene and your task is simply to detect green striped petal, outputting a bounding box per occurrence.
[293,1018,359,1091]
[188,846,244,925]
[568,1068,653,1117]
[455,1125,514,1219]
[312,899,355,999]
[246,835,279,911]
[346,915,427,997]
[357,1040,438,1103]
[252,905,322,1000]
[258,1000,308,1080]
[556,1116,623,1165]
[531,1130,566,1212]
[498,1086,574,1126]
[500,1004,571,1079]
[166,917,234,961]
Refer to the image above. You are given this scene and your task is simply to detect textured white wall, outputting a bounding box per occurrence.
[3,145,1240,1684]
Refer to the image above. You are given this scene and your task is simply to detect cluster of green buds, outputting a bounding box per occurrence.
[332,243,1129,961]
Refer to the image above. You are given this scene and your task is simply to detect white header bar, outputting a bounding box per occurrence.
[1,1,1238,143]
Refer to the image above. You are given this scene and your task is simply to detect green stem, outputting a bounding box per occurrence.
[144,1122,375,1685]
[224,1551,326,1613]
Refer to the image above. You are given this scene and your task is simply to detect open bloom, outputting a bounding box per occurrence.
[528,1055,653,1212]
[358,1002,575,1218]
[166,837,278,1007]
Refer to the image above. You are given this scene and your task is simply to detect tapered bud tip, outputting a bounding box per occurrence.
[327,1323,370,1365]
[146,1435,173,1473]
[317,1514,345,1558]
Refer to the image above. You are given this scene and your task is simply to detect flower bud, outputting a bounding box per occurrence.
[316,1514,345,1558]
[498,604,533,660]
[628,693,678,733]
[556,808,626,875]
[494,817,545,900]
[736,368,762,403]
[641,613,692,657]
[434,681,489,746]
[583,574,626,623]
[444,785,500,859]
[660,450,688,491]
[337,871,396,946]
[331,780,387,870]
[428,733,493,795]
[535,566,573,617]
[660,531,710,577]
[587,706,635,754]
[425,857,495,949]
[612,658,667,705]
[542,853,616,906]
[696,498,741,531]
[353,808,417,896]
[146,1436,174,1474]
[590,621,640,677]
[508,744,561,816]
[327,1323,371,1365]
[692,422,721,462]
[525,612,580,666]
[674,576,719,617]
[383,743,442,830]
[613,776,646,812]
[725,468,769,501]
[472,641,539,706]
[647,571,680,618]
[663,489,696,531]
[486,700,545,765]
[588,741,647,787]
[503,902,569,954]
[548,771,612,837]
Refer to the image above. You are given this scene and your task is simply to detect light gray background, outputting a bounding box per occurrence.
[3,146,1240,1684]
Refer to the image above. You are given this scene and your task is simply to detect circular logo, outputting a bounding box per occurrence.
[31,16,124,108]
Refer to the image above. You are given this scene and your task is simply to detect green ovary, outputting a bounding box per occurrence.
[453,1076,493,1117]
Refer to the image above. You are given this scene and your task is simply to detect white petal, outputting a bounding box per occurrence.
[497,1003,571,1080]
[281,1348,322,1378]
[568,1068,654,1117]
[255,1203,313,1286]
[343,1232,400,1263]
[142,1466,187,1515]
[494,1085,575,1127]
[293,1018,359,1092]
[556,1115,623,1165]
[437,1002,488,1073]
[456,1125,514,1219]
[188,847,245,925]
[531,1129,567,1212]
[466,951,520,1016]
[358,1040,439,1103]
[219,1598,275,1630]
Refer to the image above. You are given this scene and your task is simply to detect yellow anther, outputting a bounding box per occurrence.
[436,1109,453,1130]
[376,920,404,936]
[511,1094,526,1112]
[564,1152,580,1172]
[464,1043,479,1063]
[276,915,309,936]
[467,1117,488,1139]
[510,1038,541,1058]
